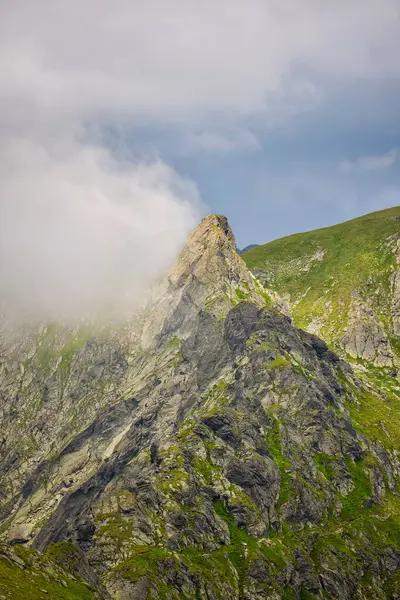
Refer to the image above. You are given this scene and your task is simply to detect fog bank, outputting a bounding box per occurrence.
[0,136,200,323]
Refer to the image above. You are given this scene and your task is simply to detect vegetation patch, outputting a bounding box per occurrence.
[264,356,291,370]
[347,384,400,452]
[264,416,294,509]
[0,545,97,600]
[313,452,337,482]
[340,457,373,519]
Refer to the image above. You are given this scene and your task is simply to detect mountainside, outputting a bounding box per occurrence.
[242,206,400,372]
[0,215,399,600]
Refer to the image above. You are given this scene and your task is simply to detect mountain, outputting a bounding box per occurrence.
[236,245,259,255]
[243,206,400,380]
[0,214,399,600]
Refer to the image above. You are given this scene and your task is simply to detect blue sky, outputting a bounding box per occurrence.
[122,76,400,247]
[1,1,400,318]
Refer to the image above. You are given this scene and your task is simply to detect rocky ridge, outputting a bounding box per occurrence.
[0,214,399,599]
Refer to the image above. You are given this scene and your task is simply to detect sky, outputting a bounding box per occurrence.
[0,0,400,319]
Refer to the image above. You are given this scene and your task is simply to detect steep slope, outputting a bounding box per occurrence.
[243,206,400,370]
[0,215,269,537]
[0,215,399,600]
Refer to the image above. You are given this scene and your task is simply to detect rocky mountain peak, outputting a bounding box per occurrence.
[169,213,240,286]
[188,213,236,250]
[140,214,272,348]
[0,211,399,600]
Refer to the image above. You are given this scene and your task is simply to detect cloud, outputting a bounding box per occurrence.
[340,148,397,173]
[177,128,261,155]
[0,137,201,323]
[1,0,399,128]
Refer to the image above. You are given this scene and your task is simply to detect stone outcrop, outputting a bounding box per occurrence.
[340,299,395,367]
[390,235,400,337]
[391,270,400,336]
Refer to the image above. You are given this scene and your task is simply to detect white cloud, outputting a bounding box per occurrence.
[0,137,201,323]
[1,0,399,128]
[340,148,397,173]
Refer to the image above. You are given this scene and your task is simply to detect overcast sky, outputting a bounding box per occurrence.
[0,1,399,318]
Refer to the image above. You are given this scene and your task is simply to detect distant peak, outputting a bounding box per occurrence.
[237,244,259,255]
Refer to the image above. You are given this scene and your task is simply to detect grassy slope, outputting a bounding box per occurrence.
[243,206,400,354]
[243,206,400,465]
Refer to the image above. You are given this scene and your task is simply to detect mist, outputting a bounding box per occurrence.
[0,135,200,323]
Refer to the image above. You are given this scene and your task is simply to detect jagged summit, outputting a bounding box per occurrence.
[194,213,236,247]
[140,214,273,347]
[169,213,239,287]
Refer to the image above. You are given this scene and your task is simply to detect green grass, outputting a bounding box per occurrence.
[345,375,400,452]
[340,457,373,519]
[213,499,288,598]
[113,544,172,581]
[313,452,336,482]
[264,416,294,508]
[180,545,236,592]
[112,545,181,598]
[114,541,237,598]
[96,513,136,548]
[235,287,250,300]
[213,499,248,595]
[0,545,97,600]
[264,356,291,370]
[300,590,318,600]
[242,206,400,355]
[192,456,220,486]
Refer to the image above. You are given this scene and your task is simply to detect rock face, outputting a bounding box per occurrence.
[0,214,400,600]
[392,269,400,337]
[340,299,395,367]
[391,235,400,338]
